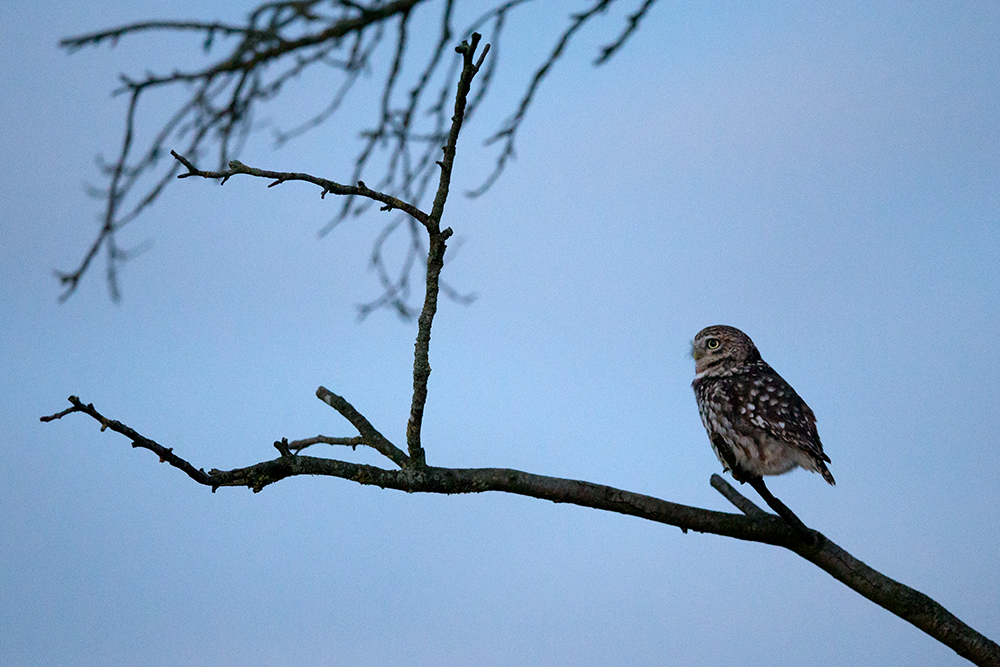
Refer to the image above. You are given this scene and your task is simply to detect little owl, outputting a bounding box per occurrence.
[691,325,834,485]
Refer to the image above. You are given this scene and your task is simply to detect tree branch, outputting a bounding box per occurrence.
[41,396,217,488]
[710,473,768,518]
[316,385,410,468]
[50,13,999,666]
[170,150,431,226]
[594,0,659,65]
[41,396,1000,667]
[404,33,489,466]
[470,0,613,197]
[747,476,814,542]
[59,1,658,314]
[710,476,1000,667]
[285,434,363,453]
[61,1,427,71]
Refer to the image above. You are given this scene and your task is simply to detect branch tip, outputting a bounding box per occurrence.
[474,42,491,71]
[40,398,83,423]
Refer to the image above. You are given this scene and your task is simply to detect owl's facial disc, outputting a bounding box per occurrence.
[692,337,724,373]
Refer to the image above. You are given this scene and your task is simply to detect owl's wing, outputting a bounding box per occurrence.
[731,363,830,464]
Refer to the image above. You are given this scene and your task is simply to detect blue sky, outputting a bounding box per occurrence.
[2,2,998,666]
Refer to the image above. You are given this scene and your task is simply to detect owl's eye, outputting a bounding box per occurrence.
[706,338,721,350]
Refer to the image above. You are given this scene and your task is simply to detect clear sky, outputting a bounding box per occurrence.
[2,2,998,666]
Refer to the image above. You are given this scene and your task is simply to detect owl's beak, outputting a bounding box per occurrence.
[691,342,702,361]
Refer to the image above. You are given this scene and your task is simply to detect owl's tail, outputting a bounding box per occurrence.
[817,460,836,486]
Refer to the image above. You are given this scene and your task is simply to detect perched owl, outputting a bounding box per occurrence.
[691,325,834,485]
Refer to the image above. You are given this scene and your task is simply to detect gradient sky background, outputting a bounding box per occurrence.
[2,2,999,666]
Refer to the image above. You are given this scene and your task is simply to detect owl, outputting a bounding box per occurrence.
[691,325,834,485]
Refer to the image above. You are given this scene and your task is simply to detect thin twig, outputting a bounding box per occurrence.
[711,472,816,542]
[316,386,410,468]
[170,151,431,227]
[41,396,217,487]
[594,0,659,65]
[60,20,267,52]
[285,435,364,452]
[469,0,611,197]
[710,474,768,518]
[60,0,655,313]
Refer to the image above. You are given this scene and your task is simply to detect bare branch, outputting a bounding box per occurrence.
[272,34,377,147]
[170,150,431,226]
[316,386,410,468]
[710,473,768,518]
[60,19,275,53]
[404,33,488,466]
[469,0,612,197]
[56,0,427,304]
[594,0,659,65]
[55,87,141,302]
[285,434,364,453]
[59,0,659,314]
[713,475,815,544]
[63,1,428,84]
[41,396,217,487]
[49,10,1000,665]
[747,476,815,542]
[41,395,1000,667]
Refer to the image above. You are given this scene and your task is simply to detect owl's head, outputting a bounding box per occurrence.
[691,325,760,375]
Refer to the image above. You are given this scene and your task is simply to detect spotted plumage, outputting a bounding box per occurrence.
[691,325,834,485]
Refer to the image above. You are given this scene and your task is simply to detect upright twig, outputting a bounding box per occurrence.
[404,34,490,467]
